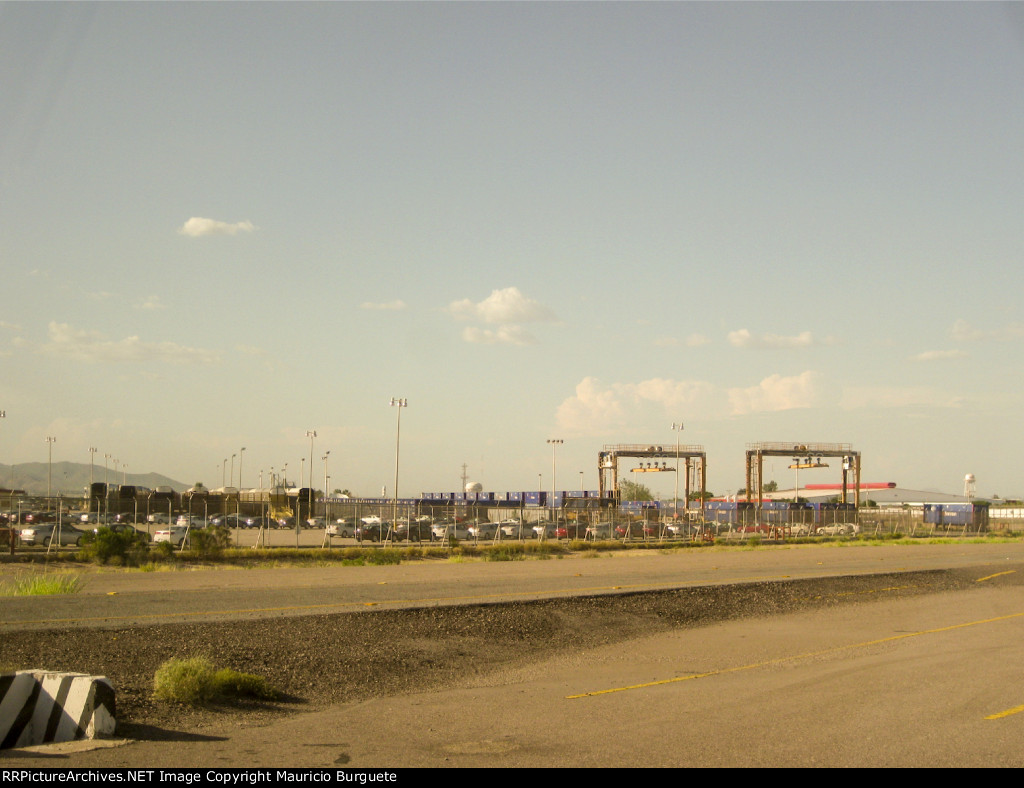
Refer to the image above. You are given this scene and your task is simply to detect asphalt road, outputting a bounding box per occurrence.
[2,542,1023,767]
[2,542,1020,631]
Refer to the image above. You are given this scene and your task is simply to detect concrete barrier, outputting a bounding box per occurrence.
[0,670,116,748]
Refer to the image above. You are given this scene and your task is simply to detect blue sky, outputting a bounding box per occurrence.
[2,2,1024,499]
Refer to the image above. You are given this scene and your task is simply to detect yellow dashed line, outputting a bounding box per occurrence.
[567,610,1024,699]
[985,704,1024,720]
[976,571,1015,583]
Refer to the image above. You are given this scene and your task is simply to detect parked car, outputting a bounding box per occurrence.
[613,522,648,539]
[498,519,531,539]
[665,522,694,539]
[90,523,150,541]
[19,523,87,547]
[393,522,434,542]
[153,525,191,547]
[22,511,56,525]
[585,522,614,540]
[210,513,247,529]
[326,518,355,538]
[430,522,471,541]
[555,522,590,540]
[355,523,397,543]
[467,521,499,540]
[820,523,860,536]
[237,516,269,530]
[531,522,557,540]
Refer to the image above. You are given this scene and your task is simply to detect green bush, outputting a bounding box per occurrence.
[483,545,525,562]
[153,656,277,704]
[364,548,403,566]
[188,525,232,558]
[78,527,150,566]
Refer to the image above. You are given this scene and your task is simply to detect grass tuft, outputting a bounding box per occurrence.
[0,573,84,596]
[153,657,277,705]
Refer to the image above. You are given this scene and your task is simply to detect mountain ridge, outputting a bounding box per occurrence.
[0,462,187,496]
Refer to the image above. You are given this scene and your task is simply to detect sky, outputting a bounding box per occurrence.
[2,2,1024,500]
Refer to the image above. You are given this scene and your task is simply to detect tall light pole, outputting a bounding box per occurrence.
[230,454,236,489]
[0,410,6,497]
[103,453,111,516]
[222,458,228,488]
[88,447,97,519]
[389,399,407,541]
[45,436,56,504]
[547,439,563,525]
[238,447,246,489]
[322,451,330,523]
[672,422,684,520]
[306,431,316,522]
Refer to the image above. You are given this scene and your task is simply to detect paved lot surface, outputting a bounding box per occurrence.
[2,541,1019,629]
[1,542,1023,767]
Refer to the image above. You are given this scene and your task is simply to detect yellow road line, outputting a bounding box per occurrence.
[976,570,1015,583]
[567,610,1024,699]
[985,704,1024,720]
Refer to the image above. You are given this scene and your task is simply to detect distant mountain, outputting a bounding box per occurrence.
[0,462,187,496]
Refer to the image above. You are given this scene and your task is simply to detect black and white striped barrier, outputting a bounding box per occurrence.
[0,670,116,748]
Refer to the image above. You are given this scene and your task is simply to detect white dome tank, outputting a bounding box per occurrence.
[465,481,483,494]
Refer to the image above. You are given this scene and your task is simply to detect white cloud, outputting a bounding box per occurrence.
[728,329,832,349]
[555,377,631,433]
[0,321,20,331]
[42,322,219,364]
[909,349,969,362]
[448,286,557,345]
[686,333,711,347]
[462,326,537,345]
[557,372,823,432]
[178,217,255,237]
[556,376,716,433]
[360,300,407,311]
[727,371,820,415]
[135,295,167,310]
[950,319,1024,343]
[447,287,556,324]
